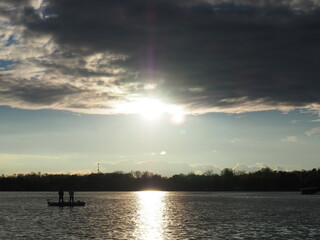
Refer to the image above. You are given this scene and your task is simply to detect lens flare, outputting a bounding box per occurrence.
[171,113,185,124]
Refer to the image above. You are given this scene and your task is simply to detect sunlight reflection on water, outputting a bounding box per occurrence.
[1,192,320,239]
[134,191,166,240]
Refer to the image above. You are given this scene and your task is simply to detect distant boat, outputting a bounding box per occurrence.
[47,200,86,207]
[300,187,319,194]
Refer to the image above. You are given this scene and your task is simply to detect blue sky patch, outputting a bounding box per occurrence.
[5,35,19,47]
[0,60,17,71]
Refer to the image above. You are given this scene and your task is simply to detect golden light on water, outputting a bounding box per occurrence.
[134,191,167,240]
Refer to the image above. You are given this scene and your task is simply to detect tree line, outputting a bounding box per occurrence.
[1,168,320,191]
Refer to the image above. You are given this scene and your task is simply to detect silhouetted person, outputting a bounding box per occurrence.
[69,190,74,203]
[58,189,64,203]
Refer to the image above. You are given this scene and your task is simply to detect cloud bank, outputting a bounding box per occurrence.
[1,0,320,114]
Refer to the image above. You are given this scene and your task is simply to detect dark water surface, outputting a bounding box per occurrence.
[0,191,319,239]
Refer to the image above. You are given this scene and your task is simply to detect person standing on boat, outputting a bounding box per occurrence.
[58,189,64,203]
[69,190,74,203]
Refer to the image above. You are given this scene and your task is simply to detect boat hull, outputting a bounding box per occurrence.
[301,187,319,194]
[47,201,85,207]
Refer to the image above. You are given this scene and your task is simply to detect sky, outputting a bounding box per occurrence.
[0,0,320,176]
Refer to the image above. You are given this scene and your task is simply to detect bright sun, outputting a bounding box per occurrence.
[121,98,185,124]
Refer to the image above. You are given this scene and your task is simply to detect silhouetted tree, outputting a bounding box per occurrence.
[1,168,319,191]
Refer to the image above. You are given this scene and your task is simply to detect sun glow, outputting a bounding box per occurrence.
[120,98,186,123]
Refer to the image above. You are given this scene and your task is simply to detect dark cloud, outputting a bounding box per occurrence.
[0,76,83,105]
[3,0,320,113]
[36,59,114,78]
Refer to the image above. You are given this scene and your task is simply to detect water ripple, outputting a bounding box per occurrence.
[0,192,320,239]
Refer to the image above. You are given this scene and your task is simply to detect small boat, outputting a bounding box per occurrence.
[300,187,319,194]
[47,200,86,207]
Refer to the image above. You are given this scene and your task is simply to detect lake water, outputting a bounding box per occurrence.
[0,191,319,239]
